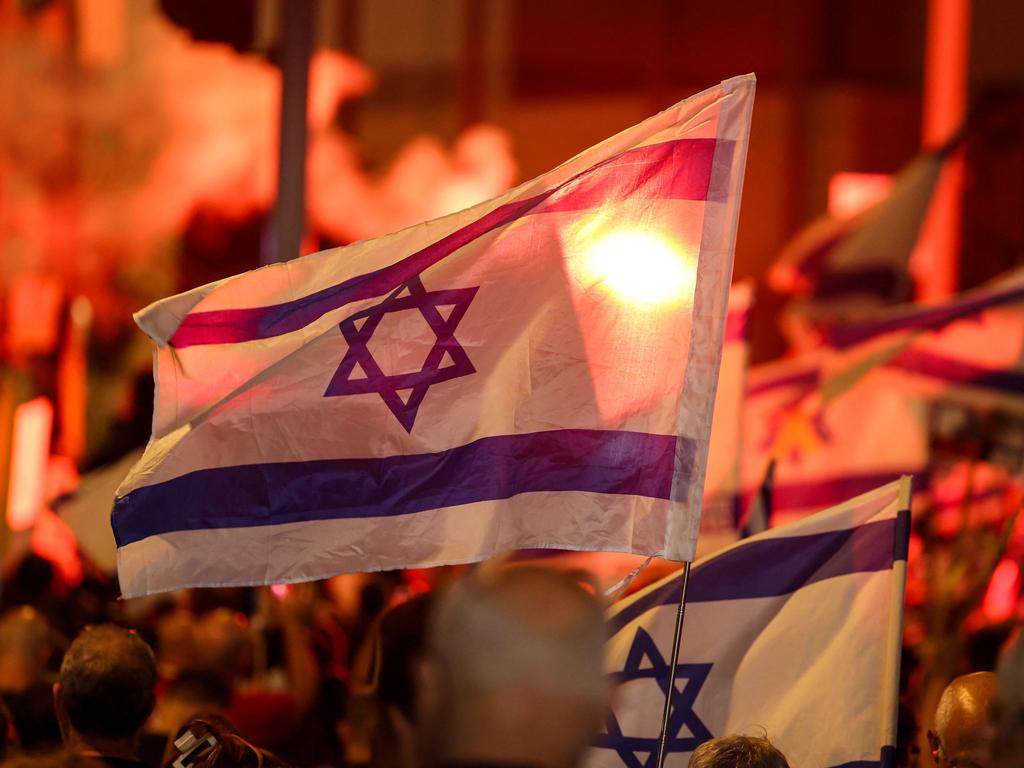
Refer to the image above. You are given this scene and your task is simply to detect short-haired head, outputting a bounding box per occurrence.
[57,624,157,742]
[931,671,997,768]
[688,735,790,768]
[422,566,609,767]
[0,606,52,654]
[429,565,607,701]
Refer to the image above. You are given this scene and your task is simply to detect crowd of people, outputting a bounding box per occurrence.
[0,554,1020,768]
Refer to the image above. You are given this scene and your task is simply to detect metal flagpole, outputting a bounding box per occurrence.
[655,560,693,768]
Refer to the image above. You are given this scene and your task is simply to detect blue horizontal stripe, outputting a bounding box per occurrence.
[608,511,907,635]
[886,347,1024,396]
[113,429,689,547]
[826,281,1024,348]
[746,366,820,397]
[769,471,922,514]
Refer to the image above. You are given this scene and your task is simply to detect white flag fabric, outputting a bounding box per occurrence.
[738,269,1024,529]
[503,282,755,588]
[695,280,752,555]
[742,354,927,527]
[112,75,756,597]
[588,478,911,768]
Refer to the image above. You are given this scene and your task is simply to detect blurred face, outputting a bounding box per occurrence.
[194,610,249,677]
[932,720,996,768]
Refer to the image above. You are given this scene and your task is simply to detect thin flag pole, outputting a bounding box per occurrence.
[655,560,693,768]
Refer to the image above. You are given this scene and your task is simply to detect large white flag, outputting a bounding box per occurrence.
[113,76,756,597]
[589,478,911,768]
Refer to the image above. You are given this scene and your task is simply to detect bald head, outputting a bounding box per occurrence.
[422,566,609,768]
[932,672,997,768]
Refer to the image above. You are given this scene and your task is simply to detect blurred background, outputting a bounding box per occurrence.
[0,1,1022,762]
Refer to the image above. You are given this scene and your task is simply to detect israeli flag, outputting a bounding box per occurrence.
[588,478,910,768]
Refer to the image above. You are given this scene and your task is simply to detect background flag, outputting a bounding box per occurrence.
[588,478,911,768]
[695,281,753,555]
[113,75,756,597]
[739,268,1024,529]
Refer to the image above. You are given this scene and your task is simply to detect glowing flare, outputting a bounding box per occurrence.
[983,558,1020,621]
[6,398,54,532]
[579,229,696,307]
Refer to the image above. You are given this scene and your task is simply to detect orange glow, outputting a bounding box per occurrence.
[916,0,969,300]
[270,583,292,600]
[828,172,893,219]
[563,211,700,424]
[7,398,54,532]
[983,558,1020,621]
[31,508,82,587]
[578,228,696,307]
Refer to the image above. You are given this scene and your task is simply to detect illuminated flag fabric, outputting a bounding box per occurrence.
[769,145,951,325]
[506,282,754,587]
[741,354,926,527]
[826,266,1024,415]
[112,75,756,597]
[740,268,1024,528]
[588,478,910,768]
[694,280,752,556]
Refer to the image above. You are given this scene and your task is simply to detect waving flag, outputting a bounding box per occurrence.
[742,354,927,527]
[695,280,753,555]
[112,75,756,597]
[589,478,911,768]
[738,268,1024,532]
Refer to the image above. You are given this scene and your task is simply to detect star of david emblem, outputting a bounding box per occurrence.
[324,275,478,432]
[761,401,832,464]
[593,628,713,768]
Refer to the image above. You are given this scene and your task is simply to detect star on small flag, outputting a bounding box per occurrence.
[593,628,713,768]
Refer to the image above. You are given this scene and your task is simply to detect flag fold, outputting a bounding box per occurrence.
[113,75,756,597]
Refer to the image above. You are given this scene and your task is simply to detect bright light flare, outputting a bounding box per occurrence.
[983,558,1021,621]
[7,397,53,532]
[578,228,696,308]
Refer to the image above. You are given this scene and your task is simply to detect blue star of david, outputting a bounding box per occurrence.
[593,628,713,768]
[324,275,478,433]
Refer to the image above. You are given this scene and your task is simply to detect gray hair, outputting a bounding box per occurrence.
[429,566,608,702]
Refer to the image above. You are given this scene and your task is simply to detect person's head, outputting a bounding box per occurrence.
[929,671,997,768]
[193,610,250,681]
[688,735,790,768]
[350,593,435,768]
[155,609,198,675]
[149,670,233,737]
[418,566,609,768]
[0,607,54,691]
[54,625,157,754]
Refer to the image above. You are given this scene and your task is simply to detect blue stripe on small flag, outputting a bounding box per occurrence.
[769,472,921,514]
[886,347,1024,395]
[826,280,1024,348]
[608,516,899,634]
[113,429,690,547]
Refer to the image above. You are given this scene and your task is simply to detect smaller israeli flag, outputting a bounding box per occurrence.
[588,477,911,768]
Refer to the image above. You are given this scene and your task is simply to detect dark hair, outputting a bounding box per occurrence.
[58,625,157,741]
[688,735,790,768]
